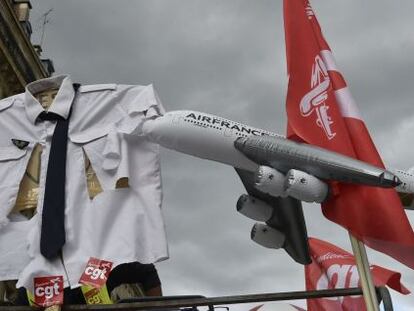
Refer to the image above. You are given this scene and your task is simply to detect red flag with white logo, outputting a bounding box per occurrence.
[284,0,414,268]
[79,257,113,289]
[34,276,64,307]
[306,238,409,311]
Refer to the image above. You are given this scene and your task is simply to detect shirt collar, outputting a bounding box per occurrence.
[25,75,75,124]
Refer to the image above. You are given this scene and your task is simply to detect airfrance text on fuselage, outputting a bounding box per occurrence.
[185,113,271,136]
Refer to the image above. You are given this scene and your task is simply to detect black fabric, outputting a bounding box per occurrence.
[37,111,65,122]
[106,262,161,293]
[14,288,29,306]
[63,287,86,305]
[39,84,80,259]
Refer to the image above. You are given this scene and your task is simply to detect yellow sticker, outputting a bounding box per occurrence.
[81,284,112,305]
[27,290,36,307]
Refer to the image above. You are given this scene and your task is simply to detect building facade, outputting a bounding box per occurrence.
[0,1,54,302]
[0,0,54,99]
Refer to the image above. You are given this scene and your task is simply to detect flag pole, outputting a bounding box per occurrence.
[349,233,380,311]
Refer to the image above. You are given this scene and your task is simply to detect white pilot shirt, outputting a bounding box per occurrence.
[0,75,168,291]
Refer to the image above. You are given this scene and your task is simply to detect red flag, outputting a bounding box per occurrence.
[306,238,410,311]
[283,0,414,268]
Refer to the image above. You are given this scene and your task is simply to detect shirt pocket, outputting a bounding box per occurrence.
[71,128,132,192]
[70,128,120,192]
[0,145,33,227]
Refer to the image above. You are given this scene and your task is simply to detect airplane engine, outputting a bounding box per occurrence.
[237,195,273,222]
[251,223,285,249]
[254,166,286,197]
[284,169,329,203]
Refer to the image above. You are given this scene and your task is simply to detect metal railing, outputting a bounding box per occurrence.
[0,286,393,311]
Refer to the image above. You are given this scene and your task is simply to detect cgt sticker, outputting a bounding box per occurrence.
[34,276,64,307]
[81,285,112,305]
[79,257,113,288]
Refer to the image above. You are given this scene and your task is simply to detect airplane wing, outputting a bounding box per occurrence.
[235,168,311,265]
[234,135,400,189]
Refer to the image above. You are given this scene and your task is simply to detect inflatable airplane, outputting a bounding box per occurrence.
[142,110,414,264]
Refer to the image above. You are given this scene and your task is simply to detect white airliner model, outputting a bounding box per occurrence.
[142,110,414,264]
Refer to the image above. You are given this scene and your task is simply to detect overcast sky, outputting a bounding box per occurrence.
[30,1,414,310]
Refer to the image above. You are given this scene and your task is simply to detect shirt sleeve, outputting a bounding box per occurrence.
[114,84,165,136]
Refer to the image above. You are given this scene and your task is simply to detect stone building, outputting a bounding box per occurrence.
[0,0,54,99]
[0,1,54,302]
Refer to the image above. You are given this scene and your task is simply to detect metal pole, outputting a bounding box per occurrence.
[349,233,380,311]
[0,288,371,311]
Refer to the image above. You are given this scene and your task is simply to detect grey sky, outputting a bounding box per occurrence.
[30,1,414,309]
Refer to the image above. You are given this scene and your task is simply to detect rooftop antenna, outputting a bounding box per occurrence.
[39,8,53,46]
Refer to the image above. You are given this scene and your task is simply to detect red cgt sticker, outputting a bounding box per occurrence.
[79,257,113,288]
[34,276,64,307]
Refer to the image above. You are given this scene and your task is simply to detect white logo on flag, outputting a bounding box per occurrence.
[305,2,315,19]
[316,264,360,302]
[300,55,336,140]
